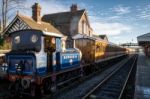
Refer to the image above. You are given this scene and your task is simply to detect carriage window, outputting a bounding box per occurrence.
[96,43,100,52]
[44,37,56,52]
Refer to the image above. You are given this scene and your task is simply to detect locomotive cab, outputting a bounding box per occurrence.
[6,29,62,77]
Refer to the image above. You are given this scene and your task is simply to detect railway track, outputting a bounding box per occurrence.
[82,55,137,99]
[47,55,132,99]
[0,55,133,99]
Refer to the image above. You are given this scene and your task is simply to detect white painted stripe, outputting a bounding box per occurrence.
[0,54,5,57]
[43,31,63,37]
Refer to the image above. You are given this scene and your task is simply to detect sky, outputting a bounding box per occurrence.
[5,0,150,44]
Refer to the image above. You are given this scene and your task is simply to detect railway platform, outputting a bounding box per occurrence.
[134,52,150,99]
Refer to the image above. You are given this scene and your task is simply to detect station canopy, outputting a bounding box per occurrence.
[137,33,150,46]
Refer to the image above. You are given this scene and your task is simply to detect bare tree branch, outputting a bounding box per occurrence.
[1,0,27,31]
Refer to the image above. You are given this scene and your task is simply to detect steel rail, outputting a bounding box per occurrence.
[42,55,130,99]
[82,55,137,99]
[118,55,137,99]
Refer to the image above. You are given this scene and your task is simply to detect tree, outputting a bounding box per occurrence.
[1,0,27,31]
[0,36,4,46]
[0,0,27,49]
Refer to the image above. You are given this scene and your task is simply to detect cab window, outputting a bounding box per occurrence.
[44,37,56,52]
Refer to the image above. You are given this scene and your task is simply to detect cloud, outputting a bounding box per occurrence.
[24,0,68,16]
[39,1,68,15]
[136,4,150,20]
[142,24,149,28]
[113,5,130,15]
[89,15,122,23]
[107,16,121,21]
[138,11,150,20]
[91,22,131,35]
[112,36,122,39]
[22,1,132,37]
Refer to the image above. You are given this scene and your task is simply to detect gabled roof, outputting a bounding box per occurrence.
[3,14,62,36]
[18,14,62,34]
[42,9,85,24]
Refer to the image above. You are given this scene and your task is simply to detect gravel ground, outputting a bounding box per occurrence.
[0,80,9,99]
[51,57,130,99]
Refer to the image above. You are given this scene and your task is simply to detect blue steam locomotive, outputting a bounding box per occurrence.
[6,29,81,96]
[6,29,127,97]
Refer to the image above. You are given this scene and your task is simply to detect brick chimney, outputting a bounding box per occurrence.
[70,4,78,12]
[32,3,41,22]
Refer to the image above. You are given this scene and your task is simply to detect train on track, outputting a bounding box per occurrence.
[4,29,128,97]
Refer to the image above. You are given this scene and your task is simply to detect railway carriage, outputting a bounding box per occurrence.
[73,34,127,63]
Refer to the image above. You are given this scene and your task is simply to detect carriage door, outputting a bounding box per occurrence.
[44,37,56,73]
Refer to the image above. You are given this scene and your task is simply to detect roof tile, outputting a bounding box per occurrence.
[18,14,62,35]
[42,9,85,24]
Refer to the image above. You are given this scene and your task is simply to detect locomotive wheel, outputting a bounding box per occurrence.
[43,79,51,94]
[31,85,36,97]
[80,69,85,77]
[31,84,41,98]
[43,79,57,93]
[50,82,57,93]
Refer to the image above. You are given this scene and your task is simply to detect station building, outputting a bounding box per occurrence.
[137,33,150,56]
[42,4,94,48]
[2,3,108,49]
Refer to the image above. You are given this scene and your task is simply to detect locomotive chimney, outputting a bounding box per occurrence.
[32,3,41,23]
[70,4,78,13]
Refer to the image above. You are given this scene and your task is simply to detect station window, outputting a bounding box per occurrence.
[82,20,87,34]
[82,21,84,34]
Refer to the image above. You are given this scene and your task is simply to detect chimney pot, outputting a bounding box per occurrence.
[32,3,41,22]
[70,4,78,12]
